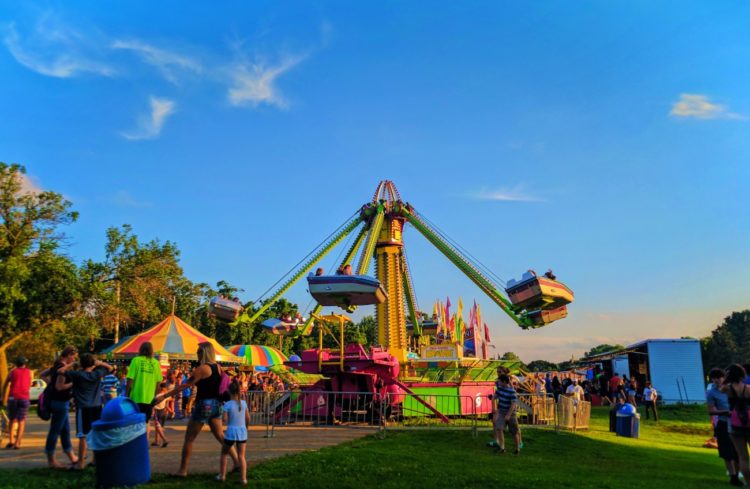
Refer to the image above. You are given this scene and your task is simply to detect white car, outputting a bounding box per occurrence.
[29,379,47,403]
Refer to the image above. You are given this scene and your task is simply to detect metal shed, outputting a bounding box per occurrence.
[626,339,705,404]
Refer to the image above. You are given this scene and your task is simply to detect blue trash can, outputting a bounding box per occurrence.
[615,403,641,438]
[88,397,150,488]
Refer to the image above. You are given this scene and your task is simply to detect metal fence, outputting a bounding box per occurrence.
[262,390,384,438]
[383,393,481,434]
[557,396,591,431]
[251,390,590,438]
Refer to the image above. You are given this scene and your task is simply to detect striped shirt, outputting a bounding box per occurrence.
[100,374,119,401]
[493,383,517,414]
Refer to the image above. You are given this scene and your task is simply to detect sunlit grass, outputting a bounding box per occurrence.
[0,404,723,489]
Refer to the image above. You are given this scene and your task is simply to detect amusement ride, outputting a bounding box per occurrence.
[210,180,574,420]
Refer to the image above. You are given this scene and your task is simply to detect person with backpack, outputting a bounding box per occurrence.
[40,346,79,469]
[2,356,32,449]
[153,342,239,477]
[56,354,113,470]
[723,364,750,484]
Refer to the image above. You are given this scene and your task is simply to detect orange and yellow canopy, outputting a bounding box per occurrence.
[106,314,242,363]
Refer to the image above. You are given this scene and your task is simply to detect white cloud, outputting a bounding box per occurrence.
[3,20,115,78]
[226,55,305,109]
[112,39,201,83]
[15,172,42,194]
[670,93,745,120]
[110,190,151,208]
[120,96,176,140]
[473,184,544,203]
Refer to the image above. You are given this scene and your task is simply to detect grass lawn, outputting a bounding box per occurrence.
[0,405,727,489]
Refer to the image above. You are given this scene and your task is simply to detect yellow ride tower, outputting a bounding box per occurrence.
[375,213,409,364]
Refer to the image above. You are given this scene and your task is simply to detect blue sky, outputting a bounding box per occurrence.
[2,2,748,361]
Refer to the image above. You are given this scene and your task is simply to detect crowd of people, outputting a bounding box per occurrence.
[0,341,299,483]
[524,371,660,421]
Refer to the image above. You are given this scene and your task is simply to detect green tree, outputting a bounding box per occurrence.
[0,163,80,388]
[82,224,191,342]
[527,360,559,372]
[500,351,527,370]
[702,311,750,372]
[584,344,624,357]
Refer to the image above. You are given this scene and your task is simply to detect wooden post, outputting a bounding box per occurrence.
[339,316,345,372]
[114,279,121,344]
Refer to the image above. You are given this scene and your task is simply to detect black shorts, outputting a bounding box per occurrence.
[76,406,102,438]
[223,439,247,447]
[137,403,153,422]
[715,420,739,461]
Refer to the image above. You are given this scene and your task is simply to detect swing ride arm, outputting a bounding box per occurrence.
[396,205,537,329]
[356,205,385,275]
[243,215,364,325]
[401,251,422,337]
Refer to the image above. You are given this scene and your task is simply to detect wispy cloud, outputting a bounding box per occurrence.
[15,172,42,195]
[670,93,745,120]
[120,96,175,140]
[112,39,201,83]
[3,19,115,78]
[110,190,151,208]
[473,184,544,203]
[226,55,305,109]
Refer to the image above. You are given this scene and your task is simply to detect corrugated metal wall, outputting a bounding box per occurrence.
[646,341,705,403]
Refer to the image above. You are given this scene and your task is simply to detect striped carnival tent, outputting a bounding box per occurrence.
[227,345,288,368]
[106,314,243,363]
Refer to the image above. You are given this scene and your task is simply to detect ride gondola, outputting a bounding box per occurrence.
[505,270,574,311]
[208,296,244,322]
[526,305,568,326]
[307,273,388,309]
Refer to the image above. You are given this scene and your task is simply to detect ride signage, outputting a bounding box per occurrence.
[421,344,460,361]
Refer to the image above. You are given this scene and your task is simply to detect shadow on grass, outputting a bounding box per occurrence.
[0,405,723,489]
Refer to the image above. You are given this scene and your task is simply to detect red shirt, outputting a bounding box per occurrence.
[609,376,621,392]
[9,367,31,400]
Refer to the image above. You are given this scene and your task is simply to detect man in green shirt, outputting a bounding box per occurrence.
[126,342,163,439]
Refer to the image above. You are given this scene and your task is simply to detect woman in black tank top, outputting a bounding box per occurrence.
[195,363,221,401]
[153,342,239,477]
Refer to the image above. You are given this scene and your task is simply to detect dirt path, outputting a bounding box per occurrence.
[0,415,375,474]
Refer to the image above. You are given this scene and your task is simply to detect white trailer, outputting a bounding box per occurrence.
[628,339,705,404]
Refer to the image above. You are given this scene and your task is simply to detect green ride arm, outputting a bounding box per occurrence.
[355,205,385,275]
[401,252,422,336]
[245,215,364,325]
[399,207,535,329]
[295,303,323,337]
[341,224,368,267]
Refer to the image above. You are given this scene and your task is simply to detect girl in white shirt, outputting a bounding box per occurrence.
[218,381,251,484]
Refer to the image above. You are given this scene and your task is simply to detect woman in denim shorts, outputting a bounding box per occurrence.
[153,342,239,477]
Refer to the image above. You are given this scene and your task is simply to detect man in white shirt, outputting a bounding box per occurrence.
[642,382,658,421]
[566,378,584,403]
